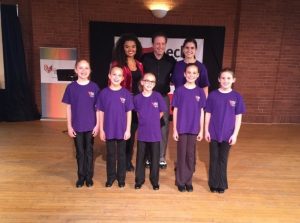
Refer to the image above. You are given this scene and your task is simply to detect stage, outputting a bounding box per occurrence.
[0,121,299,222]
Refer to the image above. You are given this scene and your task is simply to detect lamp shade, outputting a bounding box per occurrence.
[151,9,168,18]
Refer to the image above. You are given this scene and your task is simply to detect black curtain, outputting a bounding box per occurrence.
[0,4,40,121]
[89,21,225,90]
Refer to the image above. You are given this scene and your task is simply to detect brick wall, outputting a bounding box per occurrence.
[235,0,300,123]
[3,0,300,123]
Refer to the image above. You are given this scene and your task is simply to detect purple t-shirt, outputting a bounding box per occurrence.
[172,86,206,134]
[134,91,167,142]
[62,81,100,132]
[171,60,210,89]
[205,89,246,142]
[97,87,133,140]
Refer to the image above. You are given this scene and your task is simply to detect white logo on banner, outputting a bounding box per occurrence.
[40,59,75,84]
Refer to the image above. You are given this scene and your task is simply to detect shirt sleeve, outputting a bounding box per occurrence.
[171,89,179,108]
[235,93,246,115]
[96,90,104,111]
[204,93,213,113]
[94,84,100,105]
[133,95,139,112]
[158,93,167,112]
[171,62,180,86]
[199,88,207,108]
[62,84,71,104]
[125,90,134,112]
[197,62,210,88]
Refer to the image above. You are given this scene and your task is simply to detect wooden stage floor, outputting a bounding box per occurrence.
[0,121,299,222]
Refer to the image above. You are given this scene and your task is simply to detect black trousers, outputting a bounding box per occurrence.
[73,131,94,181]
[135,141,160,186]
[175,134,197,186]
[106,139,126,183]
[125,112,138,168]
[208,140,231,190]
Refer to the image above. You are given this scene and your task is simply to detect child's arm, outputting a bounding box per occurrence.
[99,111,106,142]
[197,108,204,141]
[203,86,208,98]
[66,104,76,138]
[172,108,179,141]
[124,111,132,140]
[204,112,211,142]
[229,114,242,145]
[92,110,100,137]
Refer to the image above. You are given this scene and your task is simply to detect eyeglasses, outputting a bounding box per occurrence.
[142,79,156,84]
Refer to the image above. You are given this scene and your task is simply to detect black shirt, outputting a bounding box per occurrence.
[141,52,176,96]
[131,69,142,95]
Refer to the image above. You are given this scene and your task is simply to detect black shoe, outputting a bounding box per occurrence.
[134,183,142,189]
[105,179,115,187]
[86,179,94,187]
[177,185,186,192]
[118,182,125,188]
[217,188,225,193]
[210,187,217,193]
[186,184,193,192]
[76,179,84,188]
[105,182,112,187]
[159,161,167,169]
[153,184,160,190]
[145,160,151,169]
[126,163,135,171]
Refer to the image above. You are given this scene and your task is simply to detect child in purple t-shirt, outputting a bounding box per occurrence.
[205,68,245,194]
[97,66,133,188]
[172,63,206,192]
[133,73,167,190]
[62,59,100,188]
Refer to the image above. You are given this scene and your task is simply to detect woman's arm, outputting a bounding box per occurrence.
[202,86,208,98]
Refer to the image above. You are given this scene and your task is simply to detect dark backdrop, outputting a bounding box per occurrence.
[89,21,225,91]
[0,4,40,121]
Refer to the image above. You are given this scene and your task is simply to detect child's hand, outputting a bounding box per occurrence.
[173,130,179,141]
[124,130,131,140]
[196,131,203,141]
[229,134,237,145]
[68,126,76,138]
[99,130,106,142]
[92,125,99,137]
[205,131,211,142]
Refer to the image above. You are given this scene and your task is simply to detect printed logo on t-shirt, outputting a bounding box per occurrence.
[195,95,200,102]
[152,102,159,108]
[88,91,95,98]
[229,100,236,107]
[120,97,126,103]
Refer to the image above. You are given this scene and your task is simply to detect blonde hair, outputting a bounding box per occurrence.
[143,73,156,81]
[75,59,90,69]
[138,73,156,92]
[109,65,123,74]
